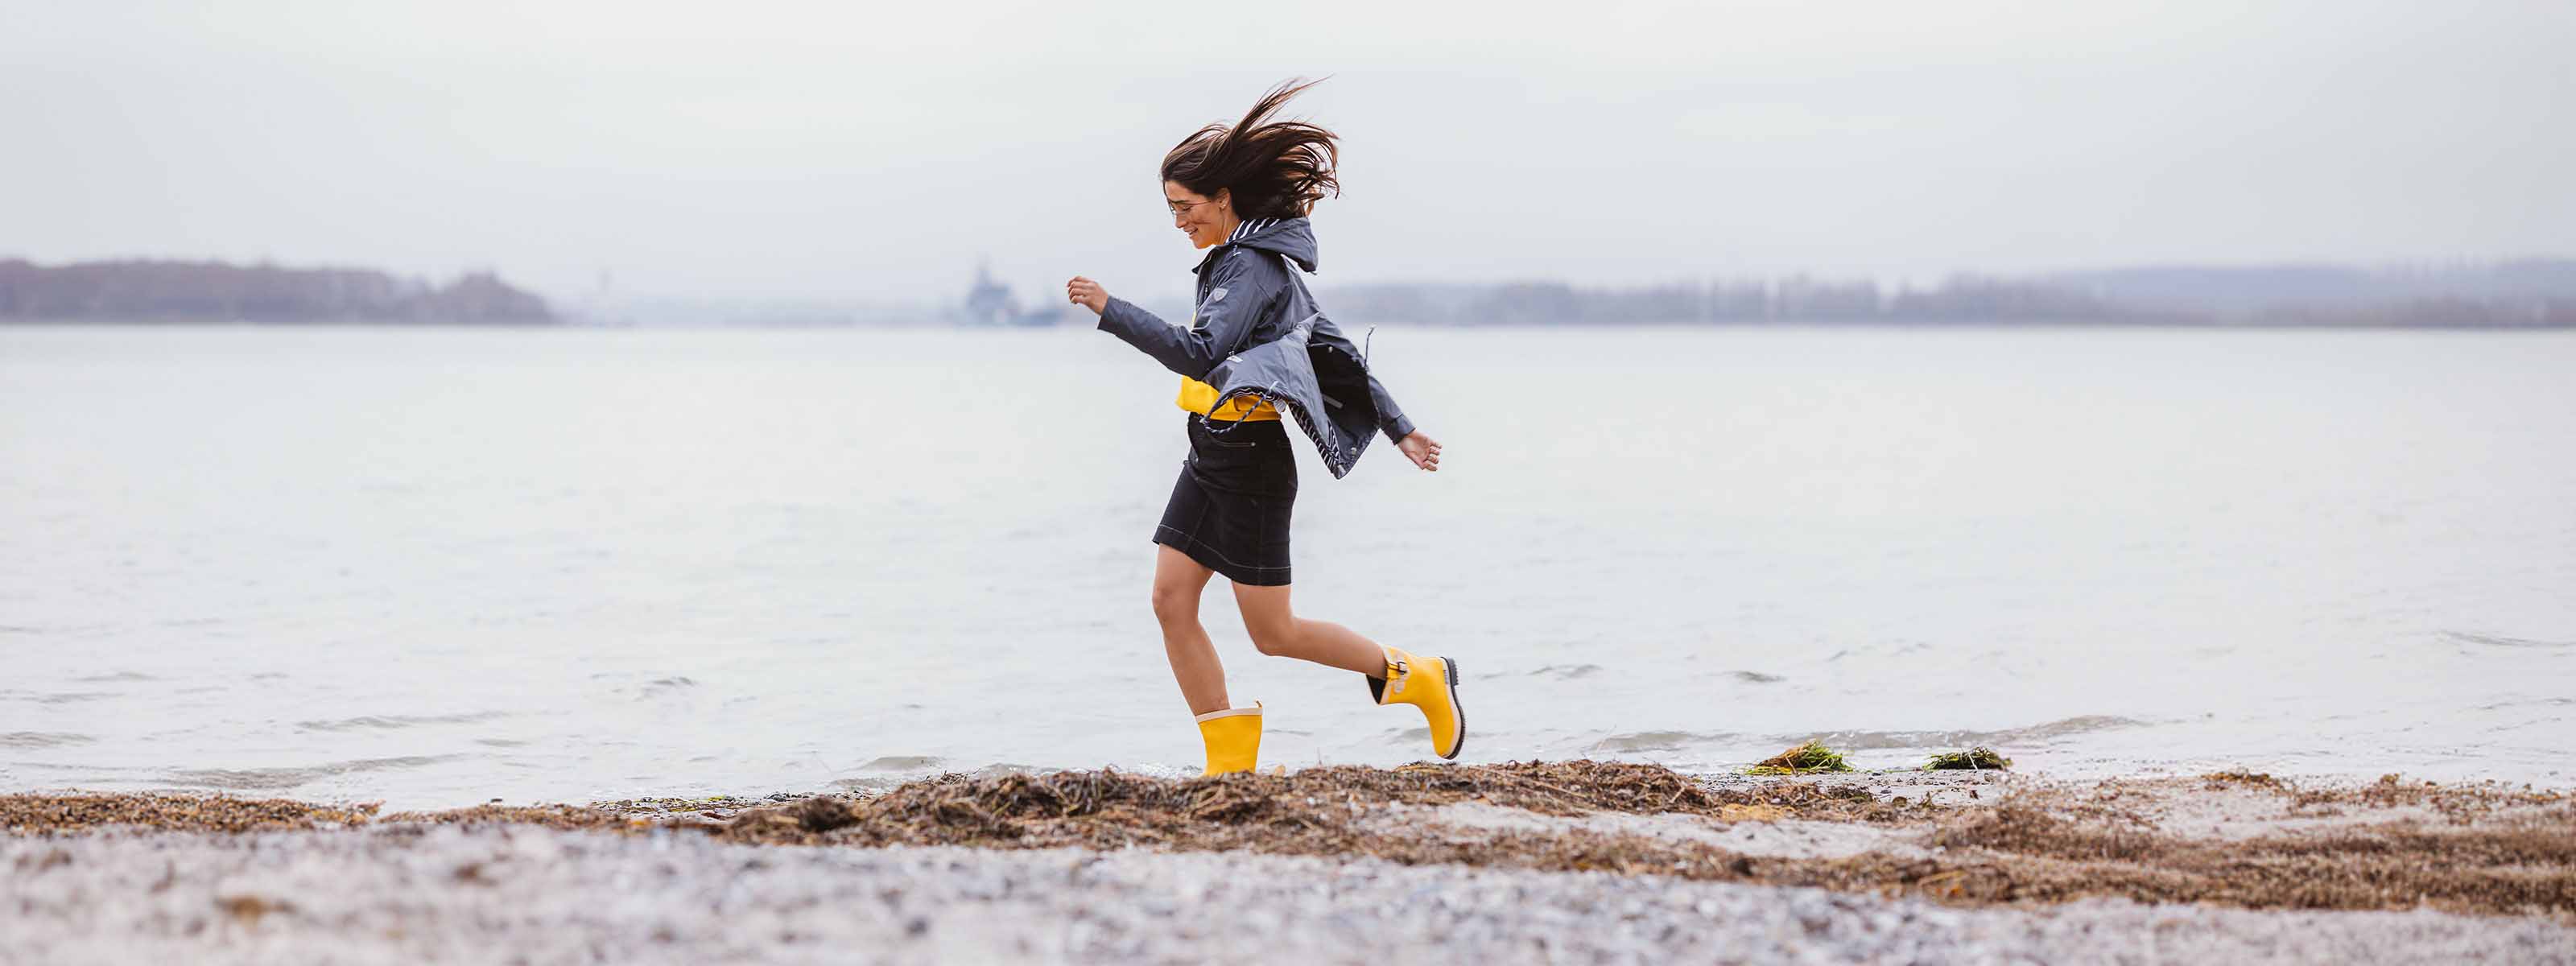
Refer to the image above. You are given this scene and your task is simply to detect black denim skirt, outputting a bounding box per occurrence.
[1154,412,1298,586]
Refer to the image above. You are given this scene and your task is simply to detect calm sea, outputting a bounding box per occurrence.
[3,324,2570,808]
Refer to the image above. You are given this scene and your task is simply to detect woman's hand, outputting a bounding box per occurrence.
[1065,276,1109,315]
[1397,431,1443,472]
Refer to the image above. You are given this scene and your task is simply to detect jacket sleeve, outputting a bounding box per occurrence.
[1310,312,1419,444]
[1367,372,1418,444]
[1093,249,1278,379]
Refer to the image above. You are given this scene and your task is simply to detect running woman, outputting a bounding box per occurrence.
[1066,80,1462,776]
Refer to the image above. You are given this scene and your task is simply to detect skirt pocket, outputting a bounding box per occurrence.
[1184,415,1294,497]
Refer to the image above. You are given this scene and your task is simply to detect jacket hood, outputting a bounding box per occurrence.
[1197,217,1318,275]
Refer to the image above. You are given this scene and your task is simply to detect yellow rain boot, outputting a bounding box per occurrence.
[1368,646,1465,759]
[1195,702,1263,776]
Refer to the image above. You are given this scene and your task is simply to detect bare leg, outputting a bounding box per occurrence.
[1230,583,1390,675]
[1150,545,1230,715]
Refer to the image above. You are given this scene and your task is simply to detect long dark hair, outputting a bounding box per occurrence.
[1161,79,1340,221]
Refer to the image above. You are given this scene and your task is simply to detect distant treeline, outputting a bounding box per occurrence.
[0,258,554,324]
[1316,260,2576,328]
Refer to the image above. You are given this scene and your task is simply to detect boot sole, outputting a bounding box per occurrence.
[1440,657,1465,760]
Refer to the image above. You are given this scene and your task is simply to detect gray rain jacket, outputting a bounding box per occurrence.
[1095,217,1416,479]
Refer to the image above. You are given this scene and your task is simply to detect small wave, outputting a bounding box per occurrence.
[1790,729,1979,751]
[296,712,513,733]
[16,691,116,704]
[857,755,945,771]
[1591,730,1732,753]
[165,754,466,791]
[1,732,97,749]
[1528,664,1603,679]
[2444,630,2575,650]
[71,671,157,683]
[1823,641,1937,663]
[1792,715,2151,751]
[1992,715,2152,741]
[2474,696,2576,712]
[1728,671,1785,684]
[630,676,700,696]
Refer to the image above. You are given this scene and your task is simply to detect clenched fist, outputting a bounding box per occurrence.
[1065,276,1108,315]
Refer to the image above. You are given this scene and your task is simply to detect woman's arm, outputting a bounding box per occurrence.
[1361,354,1440,472]
[1068,250,1278,379]
[1308,315,1439,473]
[1365,374,1417,444]
[1306,313,1419,445]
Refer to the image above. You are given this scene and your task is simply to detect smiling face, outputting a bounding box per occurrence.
[1164,182,1236,250]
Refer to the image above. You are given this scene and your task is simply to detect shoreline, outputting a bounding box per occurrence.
[6,763,2571,964]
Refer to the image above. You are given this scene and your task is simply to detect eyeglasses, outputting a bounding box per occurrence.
[1166,197,1220,217]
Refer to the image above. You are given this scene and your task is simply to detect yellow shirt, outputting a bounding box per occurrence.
[1177,377,1282,421]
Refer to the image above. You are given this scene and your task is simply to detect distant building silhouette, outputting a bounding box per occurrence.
[955,260,1066,327]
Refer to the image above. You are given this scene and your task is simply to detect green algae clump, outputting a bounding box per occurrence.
[1924,747,2013,770]
[1747,741,1854,775]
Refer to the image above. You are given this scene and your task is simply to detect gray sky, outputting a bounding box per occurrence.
[5,0,2570,304]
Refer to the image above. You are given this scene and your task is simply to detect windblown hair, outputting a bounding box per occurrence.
[1161,79,1341,221]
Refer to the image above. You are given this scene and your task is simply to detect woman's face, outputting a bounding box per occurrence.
[1165,181,1233,250]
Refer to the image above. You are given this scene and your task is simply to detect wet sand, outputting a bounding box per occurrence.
[5,764,2571,964]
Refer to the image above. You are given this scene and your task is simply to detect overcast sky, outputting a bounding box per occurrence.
[5,1,2570,304]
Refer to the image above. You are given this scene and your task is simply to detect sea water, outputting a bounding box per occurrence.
[3,324,2570,808]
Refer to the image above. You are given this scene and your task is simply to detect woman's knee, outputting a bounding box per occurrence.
[1150,582,1199,625]
[1245,615,1298,656]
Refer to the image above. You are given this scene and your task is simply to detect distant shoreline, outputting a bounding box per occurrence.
[9,316,2573,330]
[0,258,555,325]
[10,256,2575,328]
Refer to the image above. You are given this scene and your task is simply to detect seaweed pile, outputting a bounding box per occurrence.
[1746,741,1853,775]
[700,760,1920,849]
[6,763,2570,919]
[1904,778,2576,916]
[1924,748,2012,770]
[0,793,380,834]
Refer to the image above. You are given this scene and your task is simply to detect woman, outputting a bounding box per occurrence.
[1066,80,1463,776]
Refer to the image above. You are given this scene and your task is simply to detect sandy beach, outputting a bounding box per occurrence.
[6,763,2570,964]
